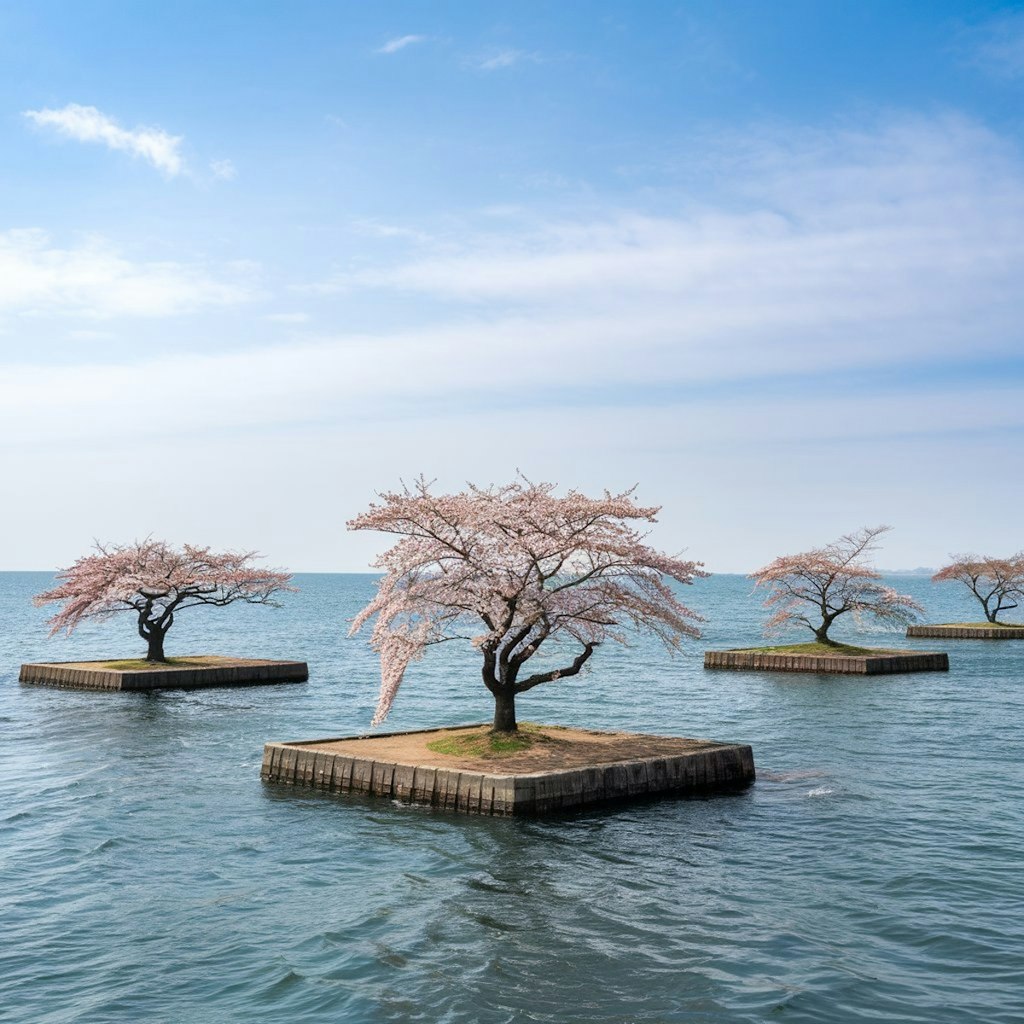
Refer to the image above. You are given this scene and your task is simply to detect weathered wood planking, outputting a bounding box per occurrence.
[907,625,1024,639]
[19,656,308,691]
[703,650,948,674]
[261,726,755,816]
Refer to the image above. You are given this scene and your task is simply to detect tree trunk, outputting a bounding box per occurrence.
[814,624,834,644]
[145,630,167,662]
[492,689,517,733]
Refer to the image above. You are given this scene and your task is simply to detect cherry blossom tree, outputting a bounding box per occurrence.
[932,554,1024,623]
[348,477,707,733]
[750,526,921,644]
[35,539,295,661]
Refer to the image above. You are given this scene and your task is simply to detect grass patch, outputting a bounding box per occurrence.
[426,722,564,759]
[731,641,882,656]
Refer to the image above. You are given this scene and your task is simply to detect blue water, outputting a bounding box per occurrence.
[1,572,1022,1023]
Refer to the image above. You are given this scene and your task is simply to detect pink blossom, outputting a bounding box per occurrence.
[750,526,920,643]
[348,476,706,730]
[933,553,1024,624]
[34,538,295,661]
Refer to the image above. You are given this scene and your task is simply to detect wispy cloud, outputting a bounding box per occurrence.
[961,12,1024,79]
[376,34,426,55]
[210,158,237,181]
[0,229,255,318]
[23,103,185,176]
[5,113,1024,571]
[350,219,432,244]
[4,326,1024,454]
[308,114,1024,383]
[263,312,310,324]
[472,49,540,71]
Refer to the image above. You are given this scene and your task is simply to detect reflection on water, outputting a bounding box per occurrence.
[1,572,1022,1023]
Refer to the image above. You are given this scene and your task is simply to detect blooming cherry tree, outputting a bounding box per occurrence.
[35,539,295,661]
[932,554,1024,623]
[751,526,921,643]
[348,477,706,732]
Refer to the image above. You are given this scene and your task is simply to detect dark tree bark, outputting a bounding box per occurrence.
[145,630,167,662]
[137,602,173,662]
[813,607,842,643]
[483,641,597,733]
[492,689,517,733]
[982,593,1017,623]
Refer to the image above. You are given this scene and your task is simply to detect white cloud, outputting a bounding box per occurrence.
[310,114,1024,380]
[473,49,538,71]
[210,158,237,180]
[5,113,1024,571]
[962,12,1024,79]
[4,312,1023,447]
[376,34,425,54]
[350,219,432,243]
[263,312,310,324]
[66,328,114,340]
[0,229,255,318]
[23,103,185,176]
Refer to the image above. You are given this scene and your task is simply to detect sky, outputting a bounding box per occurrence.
[2,1,1023,573]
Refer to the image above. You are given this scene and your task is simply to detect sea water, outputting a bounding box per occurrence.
[1,572,1022,1023]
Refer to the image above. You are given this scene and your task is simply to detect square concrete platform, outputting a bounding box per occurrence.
[908,624,1024,639]
[704,649,948,673]
[19,655,309,691]
[261,723,755,816]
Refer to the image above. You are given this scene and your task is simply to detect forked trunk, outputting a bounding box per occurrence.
[492,689,517,733]
[138,605,172,663]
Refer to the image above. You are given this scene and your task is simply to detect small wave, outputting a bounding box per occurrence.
[259,968,305,997]
[465,876,515,895]
[807,786,835,798]
[760,769,828,782]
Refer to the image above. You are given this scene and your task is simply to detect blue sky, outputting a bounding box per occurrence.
[2,1,1023,571]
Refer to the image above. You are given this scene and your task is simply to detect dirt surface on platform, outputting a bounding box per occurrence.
[35,656,291,671]
[296,725,728,774]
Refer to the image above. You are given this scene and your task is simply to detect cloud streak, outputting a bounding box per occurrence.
[23,103,185,176]
[472,49,539,71]
[4,326,1024,505]
[0,229,255,318]
[310,115,1024,381]
[962,12,1024,79]
[210,158,237,181]
[5,112,1024,571]
[376,34,425,54]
